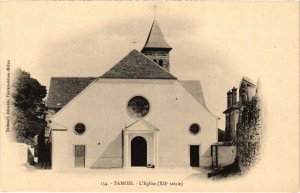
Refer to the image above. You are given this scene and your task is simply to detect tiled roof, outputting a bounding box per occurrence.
[100,49,177,79]
[142,20,172,50]
[241,76,256,87]
[46,77,96,109]
[179,80,206,107]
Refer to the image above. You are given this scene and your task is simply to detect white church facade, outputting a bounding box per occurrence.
[46,20,219,169]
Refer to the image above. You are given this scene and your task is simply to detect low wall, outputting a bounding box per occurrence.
[212,144,236,168]
[6,142,28,166]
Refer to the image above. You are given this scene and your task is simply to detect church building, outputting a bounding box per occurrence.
[46,20,219,169]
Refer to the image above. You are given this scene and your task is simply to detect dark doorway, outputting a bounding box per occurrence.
[131,136,147,167]
[190,145,200,167]
[75,145,85,167]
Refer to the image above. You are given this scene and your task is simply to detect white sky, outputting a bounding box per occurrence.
[1,2,298,129]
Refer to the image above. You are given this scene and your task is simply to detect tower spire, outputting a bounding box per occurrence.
[141,20,172,71]
[142,20,172,50]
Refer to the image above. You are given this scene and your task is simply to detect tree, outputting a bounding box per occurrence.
[236,82,262,173]
[11,68,47,145]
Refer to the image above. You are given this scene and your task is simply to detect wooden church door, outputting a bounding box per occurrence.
[131,136,147,167]
[190,145,200,167]
[75,145,85,167]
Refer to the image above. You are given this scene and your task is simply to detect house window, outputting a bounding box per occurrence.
[127,96,150,118]
[159,60,163,67]
[189,123,200,135]
[74,123,86,135]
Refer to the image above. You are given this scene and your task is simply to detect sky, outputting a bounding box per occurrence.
[1,2,298,129]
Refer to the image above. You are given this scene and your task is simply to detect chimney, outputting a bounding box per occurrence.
[232,87,237,105]
[227,90,232,108]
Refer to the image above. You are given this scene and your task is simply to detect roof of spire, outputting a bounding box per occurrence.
[142,20,172,50]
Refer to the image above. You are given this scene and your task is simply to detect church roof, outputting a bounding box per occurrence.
[46,77,96,109]
[179,80,206,107]
[100,49,177,79]
[141,20,172,51]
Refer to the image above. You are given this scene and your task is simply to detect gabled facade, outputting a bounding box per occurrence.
[47,20,218,170]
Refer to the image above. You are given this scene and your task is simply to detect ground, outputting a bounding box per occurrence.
[1,161,213,191]
[1,140,214,191]
[208,162,241,179]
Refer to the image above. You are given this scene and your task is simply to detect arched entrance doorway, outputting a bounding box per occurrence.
[131,136,147,167]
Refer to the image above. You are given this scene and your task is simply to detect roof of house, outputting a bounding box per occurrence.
[100,49,177,79]
[141,20,172,51]
[179,80,206,107]
[46,77,96,109]
[241,76,256,87]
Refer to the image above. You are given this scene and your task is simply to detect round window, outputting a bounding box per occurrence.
[127,96,150,118]
[189,123,200,135]
[74,123,86,135]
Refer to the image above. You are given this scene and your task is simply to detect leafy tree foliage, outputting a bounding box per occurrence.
[236,84,262,173]
[11,69,47,145]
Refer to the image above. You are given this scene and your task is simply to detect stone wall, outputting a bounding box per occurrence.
[212,144,236,168]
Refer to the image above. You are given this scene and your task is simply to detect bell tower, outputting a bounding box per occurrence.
[141,20,172,71]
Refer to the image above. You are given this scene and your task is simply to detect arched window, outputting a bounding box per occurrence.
[159,60,163,67]
[153,59,157,63]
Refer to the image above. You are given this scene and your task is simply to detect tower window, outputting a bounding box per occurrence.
[159,60,163,67]
[153,59,157,63]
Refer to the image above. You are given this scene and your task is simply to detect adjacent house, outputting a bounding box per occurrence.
[212,77,257,168]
